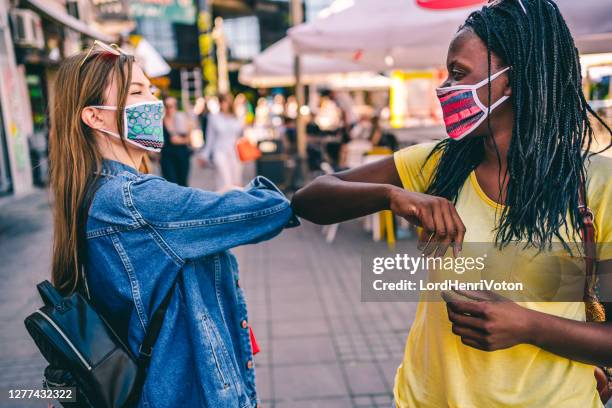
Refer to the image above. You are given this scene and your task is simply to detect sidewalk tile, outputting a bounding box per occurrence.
[272,335,337,364]
[273,362,346,399]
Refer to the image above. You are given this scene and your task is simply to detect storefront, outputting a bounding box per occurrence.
[0,0,33,196]
[24,63,48,186]
[0,0,116,197]
[0,100,12,196]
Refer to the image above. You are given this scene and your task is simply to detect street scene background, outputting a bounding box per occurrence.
[0,0,611,407]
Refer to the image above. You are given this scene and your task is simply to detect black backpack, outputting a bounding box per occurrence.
[24,277,176,408]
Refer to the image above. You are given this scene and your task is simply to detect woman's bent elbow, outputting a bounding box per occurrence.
[291,186,327,224]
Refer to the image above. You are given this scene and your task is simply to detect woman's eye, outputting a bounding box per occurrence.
[130,91,142,95]
[451,70,464,79]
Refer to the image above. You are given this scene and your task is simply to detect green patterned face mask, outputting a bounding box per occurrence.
[88,100,165,152]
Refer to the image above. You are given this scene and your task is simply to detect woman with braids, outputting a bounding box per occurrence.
[292,0,612,406]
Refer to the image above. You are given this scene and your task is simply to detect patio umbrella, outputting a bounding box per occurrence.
[238,37,389,88]
[288,0,612,70]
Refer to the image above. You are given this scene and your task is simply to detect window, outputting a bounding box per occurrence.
[305,0,334,21]
[223,16,260,60]
[137,18,177,60]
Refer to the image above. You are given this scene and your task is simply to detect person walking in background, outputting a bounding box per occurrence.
[198,94,243,191]
[234,92,253,125]
[193,96,208,145]
[160,96,192,186]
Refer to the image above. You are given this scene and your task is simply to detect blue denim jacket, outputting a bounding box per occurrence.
[84,159,299,408]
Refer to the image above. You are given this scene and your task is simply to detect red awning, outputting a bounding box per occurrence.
[416,0,485,9]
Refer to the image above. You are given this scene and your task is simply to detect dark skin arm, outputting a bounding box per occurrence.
[291,156,466,257]
[295,154,611,400]
[441,259,612,367]
[291,157,401,224]
[294,157,612,374]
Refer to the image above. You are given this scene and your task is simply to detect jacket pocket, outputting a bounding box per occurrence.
[199,313,230,390]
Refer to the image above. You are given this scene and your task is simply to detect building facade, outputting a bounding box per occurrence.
[0,0,113,198]
[0,0,33,196]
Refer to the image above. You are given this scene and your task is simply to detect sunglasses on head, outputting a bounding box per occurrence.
[487,0,527,14]
[79,40,131,68]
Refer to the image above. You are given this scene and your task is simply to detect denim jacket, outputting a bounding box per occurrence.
[84,159,299,408]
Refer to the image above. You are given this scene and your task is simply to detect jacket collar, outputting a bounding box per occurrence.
[97,159,139,177]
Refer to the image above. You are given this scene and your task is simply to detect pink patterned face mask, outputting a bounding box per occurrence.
[436,66,510,141]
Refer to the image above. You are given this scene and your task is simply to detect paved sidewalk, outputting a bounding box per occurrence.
[0,162,415,408]
[237,220,414,408]
[0,189,54,408]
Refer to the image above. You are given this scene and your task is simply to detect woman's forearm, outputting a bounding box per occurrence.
[292,156,466,254]
[528,309,612,366]
[291,175,397,224]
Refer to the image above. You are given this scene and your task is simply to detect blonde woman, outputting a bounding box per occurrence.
[49,43,298,407]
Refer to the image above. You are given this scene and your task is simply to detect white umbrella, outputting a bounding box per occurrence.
[238,37,389,88]
[288,0,612,71]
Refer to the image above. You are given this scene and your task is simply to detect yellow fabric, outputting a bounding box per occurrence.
[392,142,612,408]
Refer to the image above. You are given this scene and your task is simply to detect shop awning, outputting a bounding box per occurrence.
[288,0,612,71]
[25,0,116,43]
[238,37,389,88]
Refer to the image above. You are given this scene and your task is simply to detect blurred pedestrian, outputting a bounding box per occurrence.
[160,96,192,186]
[198,94,243,191]
[349,112,374,141]
[193,96,208,145]
[234,92,254,125]
[254,96,270,127]
[47,44,298,407]
[369,116,398,152]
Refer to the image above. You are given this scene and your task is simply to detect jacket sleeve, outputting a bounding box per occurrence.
[126,174,300,261]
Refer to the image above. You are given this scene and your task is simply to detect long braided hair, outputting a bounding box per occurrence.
[424,0,612,250]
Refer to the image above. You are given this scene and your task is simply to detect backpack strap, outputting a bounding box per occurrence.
[137,280,177,365]
[37,281,64,307]
[124,276,179,407]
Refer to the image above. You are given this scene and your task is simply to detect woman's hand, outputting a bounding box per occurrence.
[595,367,612,403]
[441,289,535,351]
[388,188,466,257]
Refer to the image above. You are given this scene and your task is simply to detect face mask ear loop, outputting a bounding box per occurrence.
[87,105,117,111]
[472,66,511,90]
[489,95,510,111]
[486,66,511,111]
[472,66,511,112]
[97,127,121,139]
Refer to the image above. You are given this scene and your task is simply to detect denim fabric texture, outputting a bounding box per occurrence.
[85,159,299,407]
